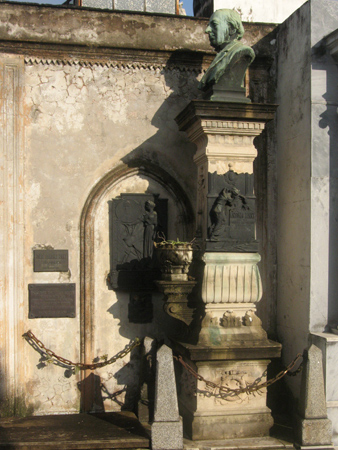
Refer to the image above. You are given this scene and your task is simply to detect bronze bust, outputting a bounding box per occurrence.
[199,9,255,102]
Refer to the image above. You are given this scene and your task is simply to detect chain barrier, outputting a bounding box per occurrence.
[174,352,303,397]
[24,330,141,371]
[24,329,303,394]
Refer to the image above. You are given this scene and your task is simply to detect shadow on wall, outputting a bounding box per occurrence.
[121,50,204,188]
[314,38,338,330]
[80,50,205,415]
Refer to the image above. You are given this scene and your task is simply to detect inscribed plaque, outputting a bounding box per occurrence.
[28,284,76,318]
[33,250,68,272]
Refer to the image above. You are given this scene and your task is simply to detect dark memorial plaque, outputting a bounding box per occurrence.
[34,250,68,272]
[28,284,76,318]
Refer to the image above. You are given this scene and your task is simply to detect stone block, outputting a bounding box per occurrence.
[146,0,176,14]
[152,420,183,450]
[82,0,112,8]
[115,0,144,11]
[177,355,274,440]
[181,409,273,441]
[295,417,333,447]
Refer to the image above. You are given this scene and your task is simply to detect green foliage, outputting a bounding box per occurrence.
[155,234,195,248]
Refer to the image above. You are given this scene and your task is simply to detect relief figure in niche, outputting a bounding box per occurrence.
[209,187,248,241]
[143,200,157,260]
[110,193,167,291]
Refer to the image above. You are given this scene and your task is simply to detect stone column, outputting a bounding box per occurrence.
[174,100,281,440]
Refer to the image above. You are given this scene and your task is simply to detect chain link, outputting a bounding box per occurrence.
[174,352,303,396]
[24,330,141,371]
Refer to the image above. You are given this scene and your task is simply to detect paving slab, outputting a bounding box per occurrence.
[0,411,150,450]
[183,436,294,450]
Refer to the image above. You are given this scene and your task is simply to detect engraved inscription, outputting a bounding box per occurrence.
[28,284,76,318]
[34,250,69,272]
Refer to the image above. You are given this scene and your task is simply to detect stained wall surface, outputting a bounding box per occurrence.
[276,0,338,442]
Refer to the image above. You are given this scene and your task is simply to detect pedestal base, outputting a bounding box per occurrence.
[174,341,281,441]
[181,407,273,441]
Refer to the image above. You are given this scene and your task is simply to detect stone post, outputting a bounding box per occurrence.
[174,100,282,440]
[295,344,334,449]
[151,344,183,450]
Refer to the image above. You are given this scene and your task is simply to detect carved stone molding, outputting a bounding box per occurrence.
[0,55,25,413]
[202,253,262,304]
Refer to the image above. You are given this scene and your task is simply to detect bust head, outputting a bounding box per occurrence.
[205,9,244,51]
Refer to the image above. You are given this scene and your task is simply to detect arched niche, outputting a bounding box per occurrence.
[79,160,194,412]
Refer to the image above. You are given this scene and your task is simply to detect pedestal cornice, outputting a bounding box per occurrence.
[172,340,282,361]
[175,100,278,133]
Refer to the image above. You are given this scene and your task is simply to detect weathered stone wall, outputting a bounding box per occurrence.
[21,60,200,415]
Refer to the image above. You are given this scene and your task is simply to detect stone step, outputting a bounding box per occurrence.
[183,436,294,450]
[0,411,150,450]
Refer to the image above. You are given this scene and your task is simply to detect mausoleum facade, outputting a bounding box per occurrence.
[1,0,338,448]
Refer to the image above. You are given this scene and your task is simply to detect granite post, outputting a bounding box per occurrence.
[151,344,183,450]
[295,344,334,449]
[175,100,281,440]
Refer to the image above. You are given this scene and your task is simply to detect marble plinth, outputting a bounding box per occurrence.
[175,354,275,440]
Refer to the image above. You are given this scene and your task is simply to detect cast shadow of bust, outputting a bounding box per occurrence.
[121,50,204,177]
[103,51,208,414]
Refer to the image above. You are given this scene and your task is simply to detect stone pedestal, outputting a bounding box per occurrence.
[175,100,281,441]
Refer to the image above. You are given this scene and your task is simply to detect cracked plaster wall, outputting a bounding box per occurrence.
[18,60,200,415]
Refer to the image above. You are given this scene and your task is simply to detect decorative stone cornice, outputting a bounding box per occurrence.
[24,55,203,73]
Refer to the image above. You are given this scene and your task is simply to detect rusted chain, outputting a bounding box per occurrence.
[24,330,141,371]
[174,352,303,396]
